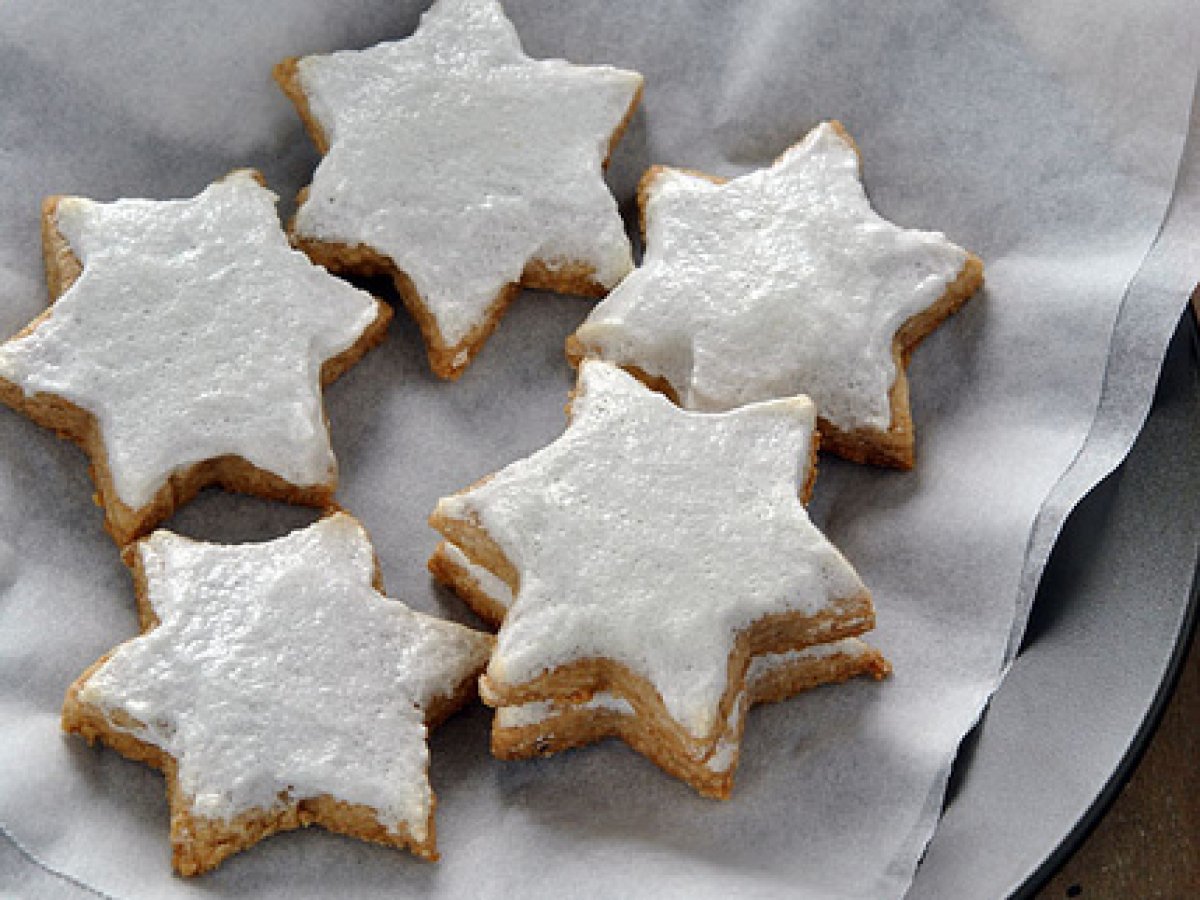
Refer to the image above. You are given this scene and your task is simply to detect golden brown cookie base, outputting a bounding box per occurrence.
[490,644,890,800]
[61,523,489,874]
[274,58,643,381]
[0,191,392,547]
[568,120,985,470]
[471,600,875,714]
[495,703,745,799]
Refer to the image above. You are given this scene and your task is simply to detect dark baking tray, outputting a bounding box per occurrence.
[912,310,1200,898]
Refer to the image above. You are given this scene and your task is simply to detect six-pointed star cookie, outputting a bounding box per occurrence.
[275,0,643,379]
[428,540,890,795]
[569,121,984,468]
[0,170,391,545]
[62,513,493,875]
[430,360,878,797]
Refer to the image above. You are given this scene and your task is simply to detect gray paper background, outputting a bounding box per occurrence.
[0,2,1197,898]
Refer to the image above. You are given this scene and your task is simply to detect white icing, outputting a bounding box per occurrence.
[292,0,641,347]
[495,699,555,728]
[79,514,491,841]
[704,691,747,774]
[705,737,737,774]
[574,122,971,429]
[495,693,634,729]
[744,637,861,680]
[0,171,381,509]
[435,360,867,740]
[442,541,514,608]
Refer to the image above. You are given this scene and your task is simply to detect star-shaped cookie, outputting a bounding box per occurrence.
[569,121,984,468]
[430,360,879,797]
[429,540,890,787]
[62,513,493,875]
[275,0,643,379]
[0,170,391,545]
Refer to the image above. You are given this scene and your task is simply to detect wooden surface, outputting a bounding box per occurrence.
[1035,625,1199,899]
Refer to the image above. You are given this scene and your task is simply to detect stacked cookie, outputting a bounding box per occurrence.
[429,361,892,798]
[0,0,980,875]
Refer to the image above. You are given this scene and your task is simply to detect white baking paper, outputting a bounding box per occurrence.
[0,2,1197,898]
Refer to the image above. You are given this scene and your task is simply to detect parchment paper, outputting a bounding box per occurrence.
[0,2,1197,898]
